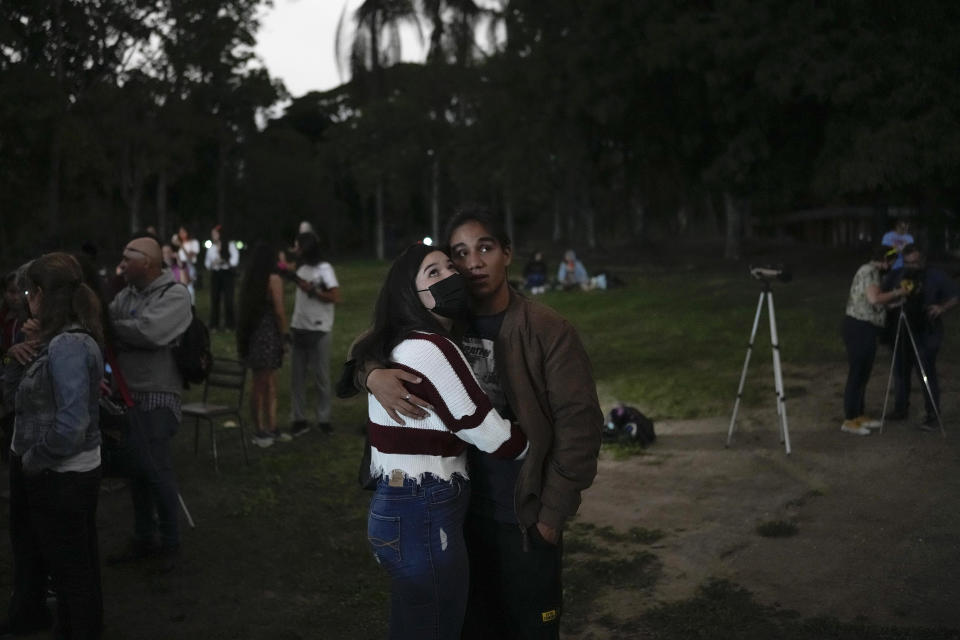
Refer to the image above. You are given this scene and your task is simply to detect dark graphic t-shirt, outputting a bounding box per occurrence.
[463,312,522,523]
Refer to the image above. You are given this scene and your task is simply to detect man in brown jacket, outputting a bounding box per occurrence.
[367,206,603,638]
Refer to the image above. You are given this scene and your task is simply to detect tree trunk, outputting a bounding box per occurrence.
[677,203,689,236]
[873,202,887,246]
[375,178,385,260]
[430,155,439,243]
[630,194,645,241]
[503,191,515,248]
[216,133,227,225]
[47,0,64,235]
[157,166,168,240]
[704,192,720,236]
[47,128,62,235]
[552,196,562,243]
[723,192,743,260]
[582,203,596,249]
[130,181,142,234]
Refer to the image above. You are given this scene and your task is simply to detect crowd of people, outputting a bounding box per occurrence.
[1,210,956,638]
[0,220,344,638]
[840,220,958,436]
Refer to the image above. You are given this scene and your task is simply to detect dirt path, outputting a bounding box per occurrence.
[576,361,960,631]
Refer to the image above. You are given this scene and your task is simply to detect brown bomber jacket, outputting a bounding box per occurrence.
[495,289,603,531]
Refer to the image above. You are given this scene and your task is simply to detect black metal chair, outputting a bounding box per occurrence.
[181,358,249,472]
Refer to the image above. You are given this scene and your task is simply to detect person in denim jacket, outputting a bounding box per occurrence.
[3,253,105,639]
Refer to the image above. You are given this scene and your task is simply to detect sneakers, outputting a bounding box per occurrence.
[251,431,275,448]
[290,421,311,438]
[855,416,882,430]
[270,430,293,442]
[887,408,909,421]
[841,419,870,436]
[918,416,939,432]
[317,422,333,434]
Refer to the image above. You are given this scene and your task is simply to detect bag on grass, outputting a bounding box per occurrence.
[604,404,656,446]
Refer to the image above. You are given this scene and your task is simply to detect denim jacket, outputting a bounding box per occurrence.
[12,327,103,473]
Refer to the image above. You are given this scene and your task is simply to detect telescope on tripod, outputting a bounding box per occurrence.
[880,294,946,436]
[727,265,793,454]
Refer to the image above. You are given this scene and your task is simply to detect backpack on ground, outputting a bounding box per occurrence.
[604,403,656,446]
[160,283,213,386]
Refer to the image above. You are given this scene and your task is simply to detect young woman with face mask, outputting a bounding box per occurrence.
[351,243,527,640]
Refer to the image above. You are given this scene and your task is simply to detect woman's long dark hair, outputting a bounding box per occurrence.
[297,231,322,266]
[237,242,278,358]
[351,244,450,366]
[25,253,104,346]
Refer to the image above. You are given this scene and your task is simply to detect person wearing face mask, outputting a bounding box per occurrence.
[352,243,527,640]
[364,207,603,640]
[840,246,907,435]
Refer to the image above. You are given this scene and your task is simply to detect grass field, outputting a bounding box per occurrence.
[4,244,957,639]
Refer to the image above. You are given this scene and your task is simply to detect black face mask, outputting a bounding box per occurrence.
[419,273,469,319]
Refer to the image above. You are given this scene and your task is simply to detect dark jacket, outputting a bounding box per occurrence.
[496,290,602,530]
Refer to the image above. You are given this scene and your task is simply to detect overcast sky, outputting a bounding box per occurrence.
[254,0,425,98]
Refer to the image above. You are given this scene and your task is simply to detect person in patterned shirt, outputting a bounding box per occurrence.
[841,246,906,435]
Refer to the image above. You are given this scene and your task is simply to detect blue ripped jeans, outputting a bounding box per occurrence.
[367,473,470,640]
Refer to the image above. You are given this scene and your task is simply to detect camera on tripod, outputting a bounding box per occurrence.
[900,267,925,298]
[749,265,792,283]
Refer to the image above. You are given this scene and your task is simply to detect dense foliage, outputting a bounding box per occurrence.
[2,0,959,263]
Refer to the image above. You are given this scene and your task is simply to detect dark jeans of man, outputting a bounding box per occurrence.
[9,456,102,639]
[841,316,879,420]
[462,514,563,640]
[894,331,941,417]
[130,408,181,550]
[209,268,235,330]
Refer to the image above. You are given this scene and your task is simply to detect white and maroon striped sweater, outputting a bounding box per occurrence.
[368,331,528,483]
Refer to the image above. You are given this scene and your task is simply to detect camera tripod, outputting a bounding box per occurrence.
[726,280,792,454]
[879,306,946,436]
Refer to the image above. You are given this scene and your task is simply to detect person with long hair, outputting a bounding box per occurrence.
[237,242,289,447]
[288,231,340,436]
[354,243,527,640]
[2,253,105,638]
[366,206,603,639]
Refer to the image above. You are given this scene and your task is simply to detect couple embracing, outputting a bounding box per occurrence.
[355,206,603,639]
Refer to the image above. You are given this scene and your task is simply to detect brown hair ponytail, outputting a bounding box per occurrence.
[25,253,104,346]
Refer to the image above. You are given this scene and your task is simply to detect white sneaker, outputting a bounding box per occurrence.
[841,419,870,436]
[251,432,275,448]
[856,416,882,429]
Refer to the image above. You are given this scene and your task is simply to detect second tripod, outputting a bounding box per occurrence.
[880,307,946,436]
